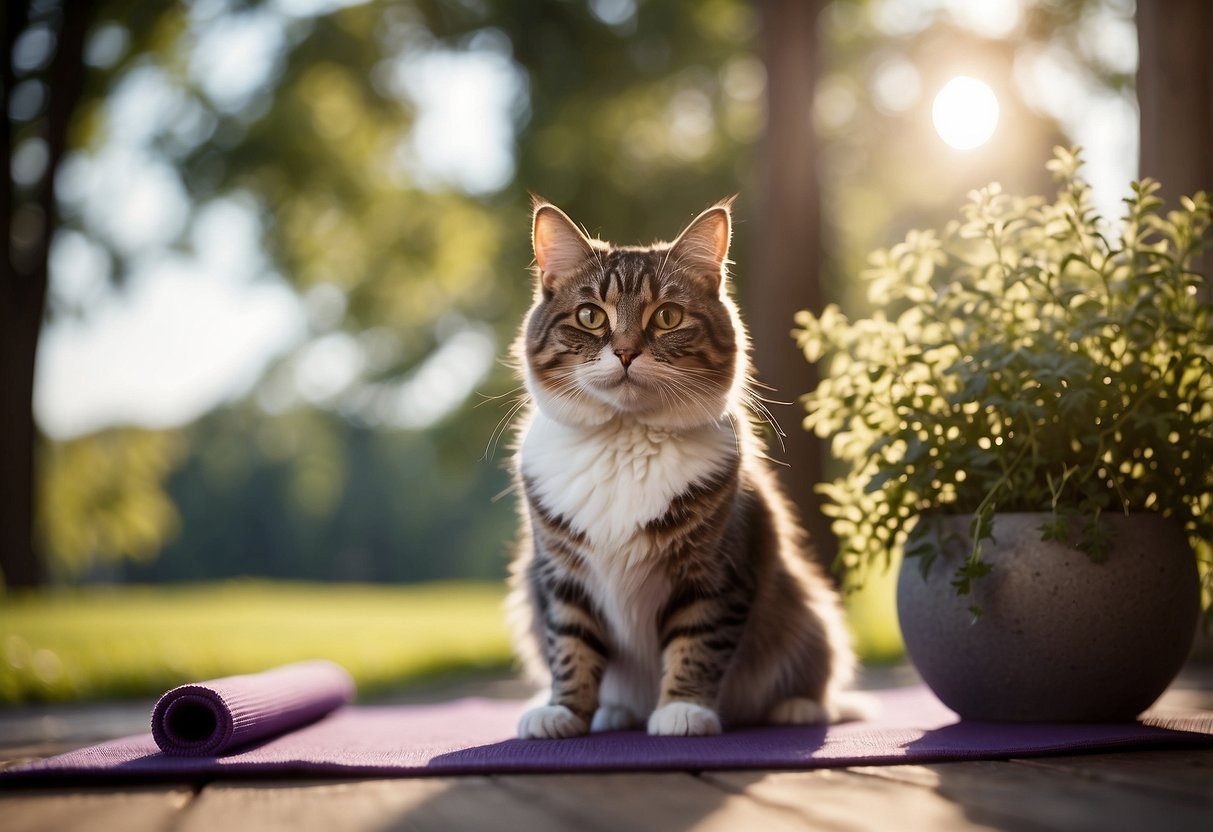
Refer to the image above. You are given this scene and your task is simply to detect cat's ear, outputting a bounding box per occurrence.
[532,198,596,290]
[670,198,733,289]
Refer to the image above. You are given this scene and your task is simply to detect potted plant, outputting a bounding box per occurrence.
[794,147,1212,721]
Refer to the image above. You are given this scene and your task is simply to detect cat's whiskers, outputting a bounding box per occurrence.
[475,384,527,407]
[483,392,532,462]
[540,367,596,424]
[654,373,698,424]
[479,382,534,460]
[739,389,787,452]
[674,366,786,451]
[670,388,720,429]
[722,409,743,457]
[661,366,740,427]
[653,370,725,428]
[659,367,776,455]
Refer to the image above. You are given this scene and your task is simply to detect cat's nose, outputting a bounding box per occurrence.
[615,349,637,368]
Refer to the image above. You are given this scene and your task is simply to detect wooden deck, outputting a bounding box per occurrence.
[3,667,1212,832]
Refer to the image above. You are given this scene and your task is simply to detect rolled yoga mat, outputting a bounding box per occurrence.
[149,660,355,756]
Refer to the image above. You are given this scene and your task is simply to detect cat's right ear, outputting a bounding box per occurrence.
[532,200,596,290]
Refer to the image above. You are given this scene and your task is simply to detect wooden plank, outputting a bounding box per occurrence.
[175,777,582,832]
[851,759,1212,832]
[1010,749,1213,801]
[0,785,194,832]
[499,772,811,832]
[703,769,997,831]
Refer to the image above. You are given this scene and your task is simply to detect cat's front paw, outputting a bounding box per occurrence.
[517,704,589,739]
[647,702,722,736]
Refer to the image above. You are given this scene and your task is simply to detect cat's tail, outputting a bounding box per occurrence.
[830,689,882,723]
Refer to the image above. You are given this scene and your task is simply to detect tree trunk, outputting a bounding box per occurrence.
[0,278,46,588]
[750,0,834,567]
[0,3,89,588]
[0,281,46,590]
[1136,0,1213,295]
[0,2,38,588]
[1136,0,1213,659]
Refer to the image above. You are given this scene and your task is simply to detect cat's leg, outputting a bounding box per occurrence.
[516,563,610,739]
[516,635,608,737]
[517,624,608,738]
[647,586,746,736]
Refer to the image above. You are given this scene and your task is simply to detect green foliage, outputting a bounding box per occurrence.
[0,581,512,703]
[36,430,185,580]
[130,405,516,583]
[795,148,1213,609]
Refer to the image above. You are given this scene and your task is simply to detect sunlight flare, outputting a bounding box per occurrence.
[932,76,1000,150]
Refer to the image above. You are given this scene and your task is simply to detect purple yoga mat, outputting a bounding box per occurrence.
[149,660,354,756]
[5,680,1211,784]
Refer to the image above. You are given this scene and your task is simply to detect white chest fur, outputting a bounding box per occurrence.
[520,413,736,551]
[521,413,737,711]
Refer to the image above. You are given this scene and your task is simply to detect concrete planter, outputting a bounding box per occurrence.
[897,512,1200,722]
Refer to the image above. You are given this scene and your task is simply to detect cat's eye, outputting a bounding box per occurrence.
[652,303,684,330]
[576,304,607,330]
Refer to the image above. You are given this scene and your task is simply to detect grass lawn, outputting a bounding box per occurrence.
[843,557,906,666]
[1,579,904,705]
[0,581,515,704]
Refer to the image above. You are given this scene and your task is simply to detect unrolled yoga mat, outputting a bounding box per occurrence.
[5,671,1212,783]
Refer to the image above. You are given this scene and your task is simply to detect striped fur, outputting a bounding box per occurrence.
[508,199,856,738]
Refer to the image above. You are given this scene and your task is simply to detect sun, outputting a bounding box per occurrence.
[932,76,1000,150]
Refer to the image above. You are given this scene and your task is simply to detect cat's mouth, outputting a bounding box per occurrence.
[599,364,652,390]
[582,366,655,411]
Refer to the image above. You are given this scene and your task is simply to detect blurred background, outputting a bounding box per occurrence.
[2,0,1208,703]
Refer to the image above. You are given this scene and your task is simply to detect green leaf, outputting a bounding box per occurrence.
[1038,515,1069,543]
[1079,521,1114,563]
[904,534,939,579]
[951,559,993,595]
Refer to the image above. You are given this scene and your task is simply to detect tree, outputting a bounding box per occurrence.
[1137,0,1213,294]
[1,1,89,587]
[5,0,764,586]
[750,0,832,560]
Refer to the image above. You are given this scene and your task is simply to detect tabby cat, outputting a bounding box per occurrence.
[508,197,857,738]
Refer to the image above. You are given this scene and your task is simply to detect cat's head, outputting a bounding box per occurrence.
[516,198,748,430]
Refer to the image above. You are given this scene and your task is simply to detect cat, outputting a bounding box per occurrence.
[506,196,859,738]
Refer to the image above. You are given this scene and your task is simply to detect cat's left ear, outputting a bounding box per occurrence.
[670,198,734,290]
